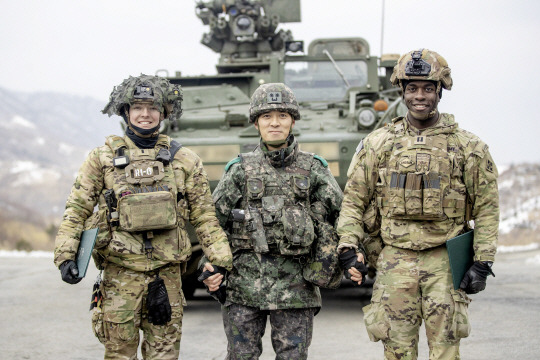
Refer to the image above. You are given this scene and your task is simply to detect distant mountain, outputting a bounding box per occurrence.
[0,87,538,250]
[0,87,122,225]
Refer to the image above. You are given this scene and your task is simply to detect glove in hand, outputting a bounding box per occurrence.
[338,249,368,285]
[198,265,227,304]
[460,261,495,294]
[60,260,82,284]
[146,276,172,325]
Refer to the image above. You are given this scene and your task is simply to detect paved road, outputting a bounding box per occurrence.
[1,249,539,359]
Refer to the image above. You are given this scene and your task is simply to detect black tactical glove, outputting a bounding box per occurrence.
[460,261,495,294]
[198,265,228,304]
[146,275,172,325]
[339,249,368,285]
[59,260,82,284]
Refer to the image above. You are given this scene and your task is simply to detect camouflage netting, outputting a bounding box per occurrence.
[102,74,183,121]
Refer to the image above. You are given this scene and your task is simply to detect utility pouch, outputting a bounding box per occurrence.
[387,172,406,216]
[422,172,443,218]
[280,205,315,256]
[117,191,177,232]
[246,207,269,253]
[302,219,342,289]
[230,209,251,250]
[404,173,423,215]
[291,175,310,199]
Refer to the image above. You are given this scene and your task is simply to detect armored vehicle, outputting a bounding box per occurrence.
[156,0,406,297]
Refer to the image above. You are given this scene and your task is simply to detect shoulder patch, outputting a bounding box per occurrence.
[313,155,328,168]
[225,157,242,172]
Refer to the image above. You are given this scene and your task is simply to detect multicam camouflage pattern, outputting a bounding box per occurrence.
[338,113,499,262]
[213,137,343,309]
[91,262,185,359]
[102,74,183,121]
[54,134,233,272]
[249,83,300,123]
[338,113,497,359]
[390,49,453,90]
[222,303,316,360]
[363,245,471,359]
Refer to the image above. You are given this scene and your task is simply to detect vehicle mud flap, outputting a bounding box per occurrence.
[363,286,390,342]
[447,289,471,341]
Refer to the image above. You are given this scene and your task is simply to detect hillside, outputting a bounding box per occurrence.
[0,87,538,251]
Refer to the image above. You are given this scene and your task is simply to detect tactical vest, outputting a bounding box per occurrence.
[104,135,183,233]
[376,118,467,222]
[230,149,316,256]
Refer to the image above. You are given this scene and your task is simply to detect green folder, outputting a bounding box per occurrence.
[76,228,99,279]
[446,230,474,290]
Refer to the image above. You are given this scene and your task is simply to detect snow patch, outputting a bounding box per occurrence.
[10,160,38,174]
[0,250,53,258]
[498,243,540,253]
[525,254,540,265]
[58,142,74,155]
[12,115,36,129]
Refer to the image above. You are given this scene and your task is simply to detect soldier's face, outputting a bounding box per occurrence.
[404,80,440,126]
[255,110,295,149]
[128,102,163,129]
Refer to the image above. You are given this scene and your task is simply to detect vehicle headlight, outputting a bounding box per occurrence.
[357,108,377,128]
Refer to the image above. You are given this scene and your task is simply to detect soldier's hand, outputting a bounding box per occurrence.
[339,249,368,285]
[59,260,82,284]
[460,261,495,294]
[200,263,224,292]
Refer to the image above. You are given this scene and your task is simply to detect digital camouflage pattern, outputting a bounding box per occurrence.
[213,136,343,310]
[91,262,185,359]
[390,48,453,91]
[249,83,300,123]
[55,134,232,271]
[102,74,183,121]
[338,113,498,359]
[222,304,316,360]
[363,245,471,359]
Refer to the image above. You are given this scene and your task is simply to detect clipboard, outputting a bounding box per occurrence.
[76,228,99,279]
[446,230,474,290]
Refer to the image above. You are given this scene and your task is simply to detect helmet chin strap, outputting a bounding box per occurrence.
[125,110,160,138]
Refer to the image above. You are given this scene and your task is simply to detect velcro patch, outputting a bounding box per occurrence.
[267,92,282,104]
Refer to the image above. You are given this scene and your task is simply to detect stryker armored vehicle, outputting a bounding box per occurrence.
[156,0,406,297]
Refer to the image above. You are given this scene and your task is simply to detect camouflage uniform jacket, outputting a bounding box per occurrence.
[213,137,343,310]
[54,134,232,272]
[337,113,499,262]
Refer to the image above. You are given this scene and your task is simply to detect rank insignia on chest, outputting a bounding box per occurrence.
[414,136,427,145]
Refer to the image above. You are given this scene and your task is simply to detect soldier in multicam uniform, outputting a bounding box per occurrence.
[210,83,343,359]
[54,74,232,359]
[337,49,499,360]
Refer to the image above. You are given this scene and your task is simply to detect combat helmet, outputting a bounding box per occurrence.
[102,74,183,122]
[249,83,300,123]
[390,49,452,93]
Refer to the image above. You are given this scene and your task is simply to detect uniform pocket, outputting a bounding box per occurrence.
[103,310,137,344]
[91,310,106,344]
[448,290,471,341]
[363,286,390,342]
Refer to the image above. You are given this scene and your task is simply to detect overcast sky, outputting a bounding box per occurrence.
[1,0,539,166]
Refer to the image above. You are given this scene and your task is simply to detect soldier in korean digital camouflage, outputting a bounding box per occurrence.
[337,49,499,359]
[208,83,343,359]
[54,74,232,359]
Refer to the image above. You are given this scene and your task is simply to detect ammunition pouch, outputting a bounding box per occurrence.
[302,218,342,289]
[280,204,315,256]
[117,191,177,232]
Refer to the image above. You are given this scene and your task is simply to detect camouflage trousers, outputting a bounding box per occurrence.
[222,303,316,360]
[363,245,471,360]
[91,262,186,360]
